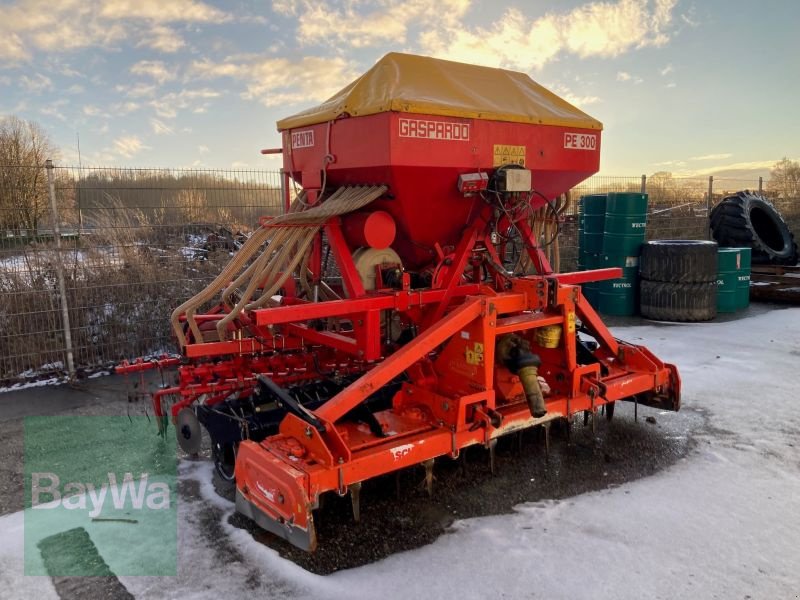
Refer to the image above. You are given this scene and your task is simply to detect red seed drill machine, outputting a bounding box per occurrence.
[124,53,680,551]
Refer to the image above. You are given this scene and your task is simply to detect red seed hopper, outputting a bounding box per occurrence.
[143,52,679,551]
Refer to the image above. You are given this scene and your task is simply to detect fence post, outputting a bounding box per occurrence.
[280,167,288,214]
[641,174,647,194]
[45,160,76,380]
[707,176,714,241]
[758,176,763,194]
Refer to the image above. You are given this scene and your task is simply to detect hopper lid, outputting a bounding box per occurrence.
[277,52,602,131]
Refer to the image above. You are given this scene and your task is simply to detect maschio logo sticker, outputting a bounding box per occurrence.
[24,416,177,576]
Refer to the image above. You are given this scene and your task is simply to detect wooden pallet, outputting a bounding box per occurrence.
[750,265,800,303]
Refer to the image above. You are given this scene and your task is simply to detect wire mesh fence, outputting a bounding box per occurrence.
[0,164,795,384]
[1,165,283,383]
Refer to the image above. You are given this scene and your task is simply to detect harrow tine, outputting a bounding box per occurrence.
[350,482,362,522]
[543,421,551,459]
[423,459,434,497]
[488,439,498,475]
[395,471,402,500]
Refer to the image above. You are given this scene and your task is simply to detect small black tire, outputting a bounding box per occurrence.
[640,280,717,322]
[212,442,237,482]
[710,191,798,265]
[639,240,718,283]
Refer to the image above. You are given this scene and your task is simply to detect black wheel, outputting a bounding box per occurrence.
[212,441,237,482]
[710,191,798,265]
[639,240,718,283]
[640,280,717,322]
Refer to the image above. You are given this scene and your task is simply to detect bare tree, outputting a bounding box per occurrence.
[0,116,59,234]
[769,158,800,199]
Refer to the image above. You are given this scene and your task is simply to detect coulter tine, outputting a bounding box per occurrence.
[488,439,498,476]
[350,482,362,522]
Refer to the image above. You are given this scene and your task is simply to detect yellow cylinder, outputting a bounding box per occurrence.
[535,325,562,349]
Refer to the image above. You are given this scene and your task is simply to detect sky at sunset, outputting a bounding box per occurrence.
[1,0,798,177]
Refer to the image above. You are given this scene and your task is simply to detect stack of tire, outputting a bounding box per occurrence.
[711,191,798,265]
[639,240,718,322]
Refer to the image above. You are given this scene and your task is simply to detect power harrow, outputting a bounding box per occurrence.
[119,53,680,551]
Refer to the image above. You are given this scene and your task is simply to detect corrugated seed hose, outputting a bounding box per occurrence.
[170,184,387,348]
[520,191,570,274]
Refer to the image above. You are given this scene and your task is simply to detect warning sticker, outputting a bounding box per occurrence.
[493,144,526,167]
[465,342,485,366]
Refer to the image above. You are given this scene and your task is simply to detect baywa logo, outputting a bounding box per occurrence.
[31,472,170,517]
[24,416,178,577]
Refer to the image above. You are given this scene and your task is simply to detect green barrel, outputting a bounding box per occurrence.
[579,251,602,307]
[736,247,751,310]
[579,194,606,254]
[602,192,648,256]
[716,247,752,312]
[597,254,640,316]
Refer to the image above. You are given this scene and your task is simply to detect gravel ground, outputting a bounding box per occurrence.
[227,404,701,574]
[0,339,701,579]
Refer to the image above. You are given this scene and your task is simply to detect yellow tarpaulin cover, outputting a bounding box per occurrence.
[277,52,602,131]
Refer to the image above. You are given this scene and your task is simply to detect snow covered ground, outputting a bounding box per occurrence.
[1,306,798,599]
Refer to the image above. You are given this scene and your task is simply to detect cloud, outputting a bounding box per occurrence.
[130,60,175,84]
[547,83,601,108]
[19,73,53,93]
[665,82,676,88]
[231,160,249,168]
[198,145,210,154]
[99,0,228,22]
[111,101,140,115]
[0,32,27,60]
[136,25,186,53]
[83,105,106,116]
[150,88,221,118]
[150,118,174,135]
[660,63,674,76]
[113,135,149,158]
[617,71,631,81]
[189,55,359,107]
[116,83,158,98]
[668,159,798,178]
[418,0,679,71]
[282,0,470,47]
[39,100,68,121]
[690,153,733,161]
[0,0,229,63]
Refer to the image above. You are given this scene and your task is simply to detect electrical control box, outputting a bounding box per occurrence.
[457,172,489,194]
[496,168,532,192]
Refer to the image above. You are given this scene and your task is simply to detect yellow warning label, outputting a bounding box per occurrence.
[493,144,526,167]
[465,342,485,365]
[567,312,576,334]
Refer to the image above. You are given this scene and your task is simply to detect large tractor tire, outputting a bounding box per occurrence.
[710,191,798,265]
[639,240,718,283]
[640,280,717,322]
